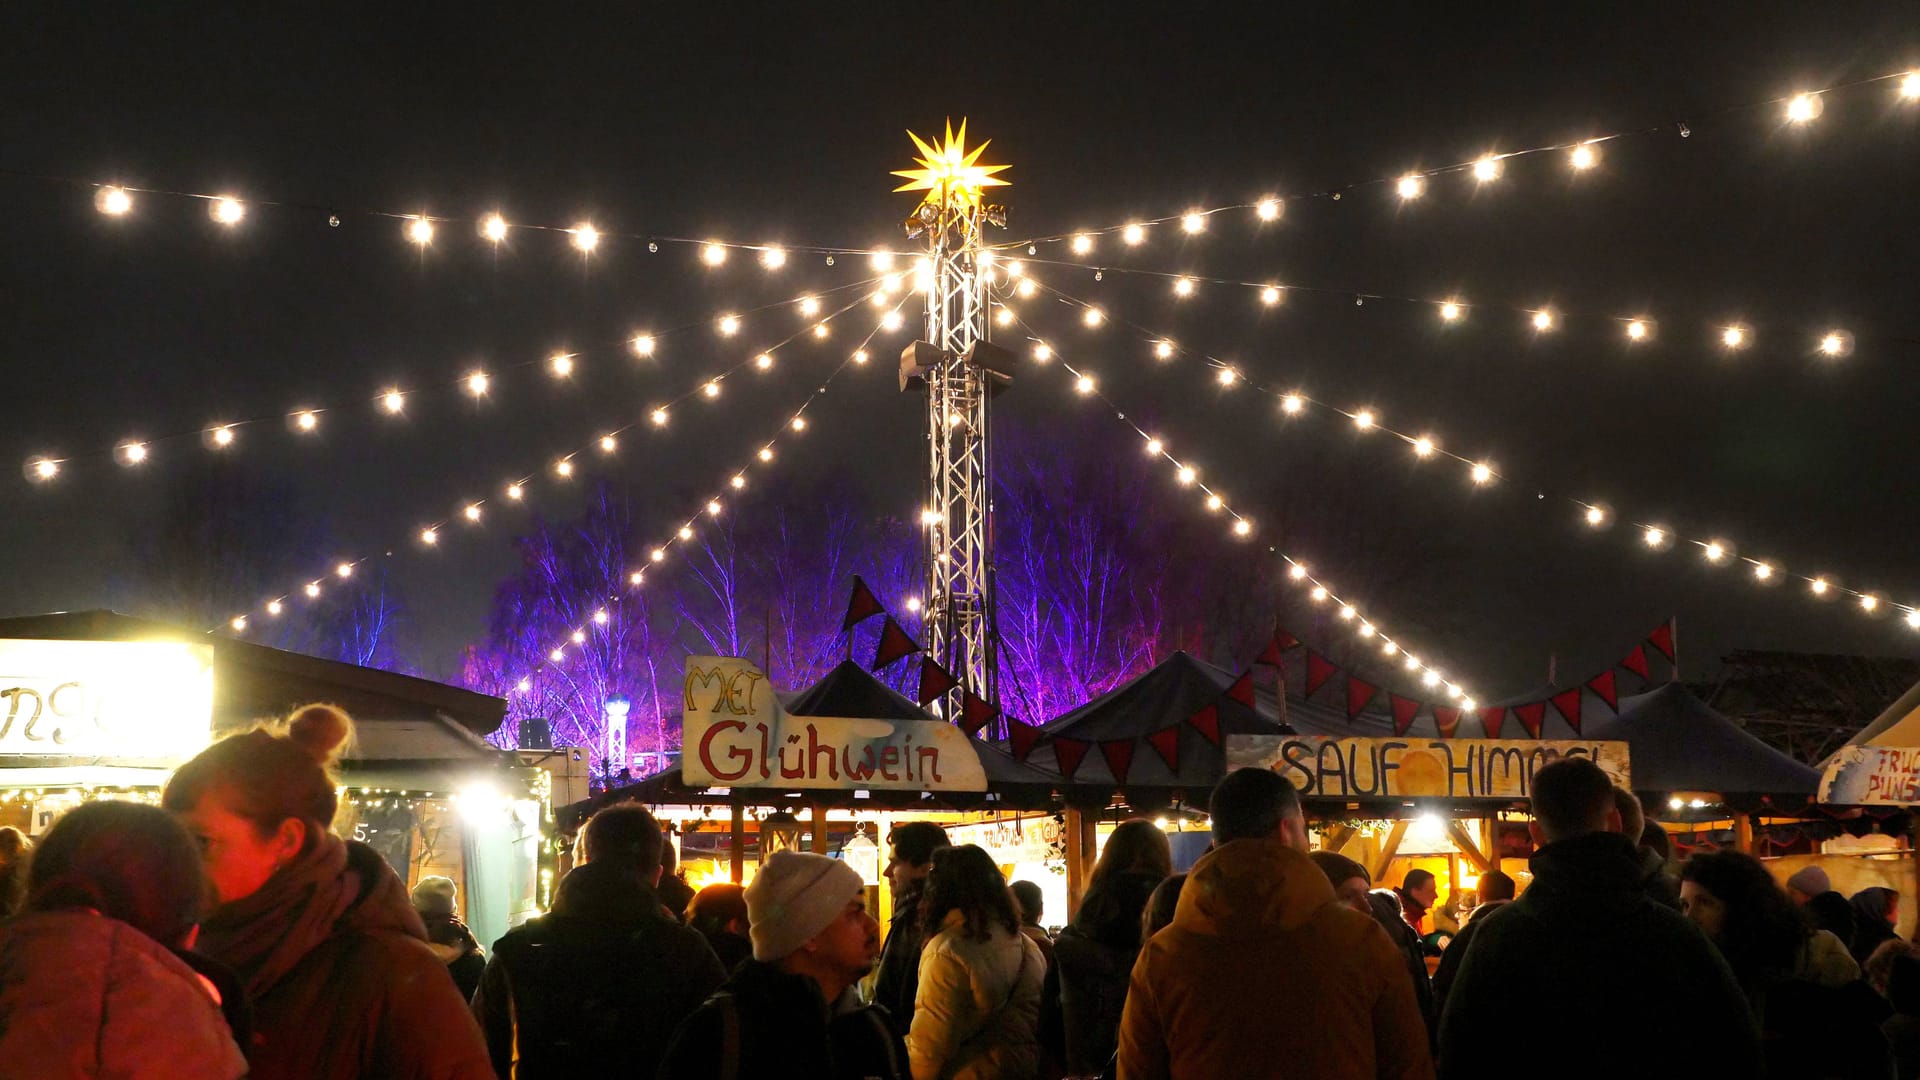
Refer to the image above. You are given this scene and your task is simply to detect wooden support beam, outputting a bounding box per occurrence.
[1370,820,1410,883]
[1065,807,1097,919]
[1443,819,1491,873]
[1319,824,1356,854]
[1734,813,1755,855]
[811,800,830,854]
[730,796,746,883]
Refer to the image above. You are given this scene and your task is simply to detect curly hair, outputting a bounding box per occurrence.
[1681,850,1808,987]
[918,844,1020,942]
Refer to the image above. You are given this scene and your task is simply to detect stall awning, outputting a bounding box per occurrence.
[1583,683,1818,797]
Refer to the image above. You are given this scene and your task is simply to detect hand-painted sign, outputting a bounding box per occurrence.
[682,657,987,791]
[1820,745,1920,805]
[0,639,215,760]
[1226,735,1630,800]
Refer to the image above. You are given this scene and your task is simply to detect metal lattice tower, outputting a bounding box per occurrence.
[892,122,1011,718]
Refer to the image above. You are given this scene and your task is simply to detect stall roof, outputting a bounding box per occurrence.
[1583,683,1819,797]
[0,609,507,738]
[1021,651,1291,793]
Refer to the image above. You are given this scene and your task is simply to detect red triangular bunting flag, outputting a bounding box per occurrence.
[1054,737,1091,781]
[1305,651,1338,697]
[1391,694,1421,736]
[1433,706,1462,739]
[1346,676,1378,720]
[1187,703,1221,745]
[1479,706,1507,739]
[1621,643,1650,681]
[1646,620,1676,662]
[1256,636,1285,667]
[960,690,1000,737]
[1515,702,1546,739]
[915,657,959,705]
[1099,740,1136,785]
[1586,670,1619,711]
[1006,719,1041,761]
[1225,669,1256,707]
[1550,688,1584,734]
[841,576,885,631]
[872,617,921,669]
[1146,726,1182,772]
[1277,630,1300,651]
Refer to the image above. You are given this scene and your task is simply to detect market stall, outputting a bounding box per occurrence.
[0,609,544,949]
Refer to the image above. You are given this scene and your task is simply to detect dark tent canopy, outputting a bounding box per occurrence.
[1021,651,1291,800]
[1583,683,1819,800]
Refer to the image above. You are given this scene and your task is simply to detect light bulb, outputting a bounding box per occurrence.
[707,500,723,516]
[1471,462,1493,485]
[650,407,669,426]
[594,608,609,625]
[1338,604,1357,620]
[1626,319,1650,342]
[1173,277,1196,297]
[550,649,566,663]
[1353,410,1375,430]
[1206,493,1224,511]
[881,310,905,331]
[336,562,355,579]
[1532,309,1555,331]
[1811,577,1830,596]
[1256,197,1282,221]
[730,474,745,489]
[1070,234,1093,255]
[1704,541,1726,562]
[1217,367,1238,386]
[550,353,575,378]
[1413,436,1436,458]
[1722,325,1747,349]
[905,597,923,613]
[407,216,434,245]
[481,213,509,242]
[1907,608,1920,629]
[1644,527,1666,547]
[629,571,645,586]
[852,350,869,365]
[516,678,532,693]
[1396,174,1426,200]
[118,441,148,465]
[759,245,786,269]
[1753,562,1774,581]
[305,582,322,599]
[29,457,58,481]
[1440,301,1463,322]
[1383,640,1399,655]
[1082,307,1104,328]
[1154,340,1175,360]
[677,526,693,541]
[920,507,941,526]
[1359,622,1375,638]
[754,352,773,371]
[995,308,1015,327]
[1234,518,1253,536]
[718,314,741,336]
[210,425,235,448]
[267,599,284,616]
[1032,344,1052,362]
[1261,285,1283,305]
[382,389,405,414]
[466,371,490,396]
[420,528,439,546]
[1422,669,1442,687]
[1862,594,1881,613]
[1281,394,1304,415]
[1016,279,1037,298]
[570,224,600,252]
[870,248,895,271]
[1902,72,1920,100]
[650,548,666,562]
[210,196,245,225]
[1310,586,1328,602]
[599,435,617,453]
[464,504,482,522]
[506,483,524,500]
[1181,211,1206,233]
[1145,437,1163,455]
[703,380,722,398]
[1818,331,1852,358]
[1288,564,1308,580]
[1176,466,1196,485]
[1006,260,1024,278]
[791,416,808,432]
[1585,505,1606,526]
[1785,92,1824,123]
[294,410,319,432]
[1122,223,1146,245]
[1074,374,1095,394]
[230,616,248,632]
[554,459,574,478]
[632,334,656,357]
[1570,144,1598,170]
[96,186,133,215]
[1472,155,1503,181]
[798,296,820,316]
[1405,654,1421,671]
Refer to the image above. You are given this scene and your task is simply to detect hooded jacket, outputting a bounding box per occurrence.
[0,911,248,1079]
[658,959,909,1080]
[472,859,726,1079]
[906,910,1045,1080]
[1437,832,1760,1080]
[194,834,491,1080]
[1048,870,1159,1073]
[1116,839,1433,1080]
[1853,888,1903,965]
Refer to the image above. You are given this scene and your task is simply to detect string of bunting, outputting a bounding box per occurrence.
[997,68,1920,251]
[839,576,1009,741]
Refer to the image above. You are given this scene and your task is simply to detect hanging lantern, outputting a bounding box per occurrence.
[762,810,804,855]
[841,822,882,886]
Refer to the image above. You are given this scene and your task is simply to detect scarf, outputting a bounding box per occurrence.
[198,832,419,1000]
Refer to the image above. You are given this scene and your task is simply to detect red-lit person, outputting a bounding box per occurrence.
[163,704,492,1079]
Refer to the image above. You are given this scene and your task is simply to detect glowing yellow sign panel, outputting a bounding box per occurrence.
[0,639,216,761]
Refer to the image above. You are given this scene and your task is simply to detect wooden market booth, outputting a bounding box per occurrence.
[0,610,550,951]
[1813,676,1920,938]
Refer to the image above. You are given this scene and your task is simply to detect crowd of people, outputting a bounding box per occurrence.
[2,703,1919,1078]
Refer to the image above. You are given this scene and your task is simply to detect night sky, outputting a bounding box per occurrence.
[2,4,1916,701]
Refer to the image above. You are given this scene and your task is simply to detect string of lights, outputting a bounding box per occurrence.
[998,254,1869,365]
[1016,278,1920,635]
[20,272,890,485]
[1000,309,1484,708]
[500,293,917,702]
[997,67,1920,251]
[221,283,907,637]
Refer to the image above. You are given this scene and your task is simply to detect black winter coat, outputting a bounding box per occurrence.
[472,862,726,1079]
[1047,871,1160,1074]
[871,879,930,1035]
[658,960,908,1080]
[1437,832,1760,1080]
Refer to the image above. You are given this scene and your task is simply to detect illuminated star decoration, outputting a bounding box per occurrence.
[891,119,1010,212]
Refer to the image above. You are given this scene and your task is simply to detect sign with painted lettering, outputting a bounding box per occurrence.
[681,657,987,791]
[1226,735,1630,800]
[1820,745,1920,805]
[0,638,216,760]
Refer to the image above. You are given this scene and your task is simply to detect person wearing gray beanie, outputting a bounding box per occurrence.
[1786,865,1832,905]
[661,851,906,1080]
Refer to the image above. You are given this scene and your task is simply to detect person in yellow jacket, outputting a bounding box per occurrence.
[1116,769,1434,1080]
[906,844,1046,1080]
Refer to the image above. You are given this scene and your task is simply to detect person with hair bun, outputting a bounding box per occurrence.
[164,703,492,1080]
[0,801,247,1078]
